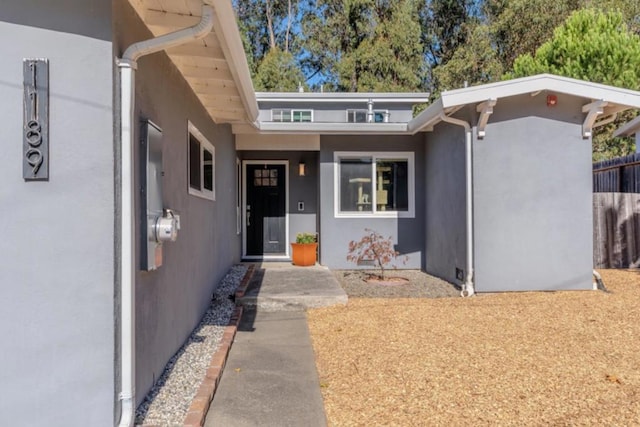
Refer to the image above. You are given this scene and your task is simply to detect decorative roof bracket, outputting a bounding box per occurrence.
[582,100,608,138]
[476,99,497,139]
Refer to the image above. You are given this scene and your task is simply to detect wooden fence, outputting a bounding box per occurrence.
[593,152,640,193]
[593,193,640,268]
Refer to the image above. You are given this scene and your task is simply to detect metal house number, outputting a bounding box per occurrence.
[23,59,49,181]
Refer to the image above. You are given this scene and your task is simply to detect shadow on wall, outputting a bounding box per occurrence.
[2,0,113,41]
[134,292,233,421]
[396,219,426,270]
[345,222,425,271]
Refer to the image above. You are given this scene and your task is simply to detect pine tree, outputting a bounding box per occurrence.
[509,9,640,160]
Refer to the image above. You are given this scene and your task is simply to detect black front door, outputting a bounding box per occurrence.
[246,164,286,256]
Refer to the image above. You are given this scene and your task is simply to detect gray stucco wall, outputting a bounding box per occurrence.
[0,1,115,425]
[424,124,467,286]
[472,94,593,291]
[319,135,425,269]
[239,150,319,250]
[115,0,241,405]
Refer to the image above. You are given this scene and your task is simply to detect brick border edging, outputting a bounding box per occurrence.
[234,263,255,299]
[182,264,255,427]
[182,306,243,427]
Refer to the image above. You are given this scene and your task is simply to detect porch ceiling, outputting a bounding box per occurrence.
[127,0,258,124]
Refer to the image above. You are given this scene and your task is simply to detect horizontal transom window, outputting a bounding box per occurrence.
[271,109,313,122]
[334,151,414,218]
[346,109,389,123]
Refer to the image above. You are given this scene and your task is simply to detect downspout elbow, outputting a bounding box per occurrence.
[122,5,214,64]
[438,111,470,132]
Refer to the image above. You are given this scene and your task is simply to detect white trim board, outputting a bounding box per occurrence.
[236,134,320,150]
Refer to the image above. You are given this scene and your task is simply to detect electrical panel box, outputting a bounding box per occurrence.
[140,120,180,271]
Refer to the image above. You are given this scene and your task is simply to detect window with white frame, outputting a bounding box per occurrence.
[188,122,215,201]
[272,109,313,122]
[236,158,241,234]
[346,109,388,123]
[335,152,414,217]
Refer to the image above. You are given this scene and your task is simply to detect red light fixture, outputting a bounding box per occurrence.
[547,94,558,107]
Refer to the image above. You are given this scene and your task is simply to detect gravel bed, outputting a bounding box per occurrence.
[333,269,460,298]
[135,264,247,426]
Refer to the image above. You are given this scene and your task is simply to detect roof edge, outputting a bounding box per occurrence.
[211,1,259,122]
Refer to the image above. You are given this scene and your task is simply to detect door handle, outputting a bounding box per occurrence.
[246,211,250,227]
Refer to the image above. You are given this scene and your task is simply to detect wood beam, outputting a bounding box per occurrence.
[199,94,242,104]
[180,65,233,81]
[144,9,202,28]
[166,44,225,60]
[173,57,230,71]
[201,98,245,110]
[206,108,247,122]
[188,80,240,97]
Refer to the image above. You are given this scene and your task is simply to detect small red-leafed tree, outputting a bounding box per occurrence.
[346,228,408,280]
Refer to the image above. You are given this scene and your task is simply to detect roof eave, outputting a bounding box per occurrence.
[614,115,640,137]
[255,122,410,135]
[211,1,259,122]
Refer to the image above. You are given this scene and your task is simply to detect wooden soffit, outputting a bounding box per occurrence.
[127,0,258,124]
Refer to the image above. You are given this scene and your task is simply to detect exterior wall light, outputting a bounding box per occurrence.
[299,162,306,176]
[547,94,558,107]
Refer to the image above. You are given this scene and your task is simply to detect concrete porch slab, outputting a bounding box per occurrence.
[237,263,348,311]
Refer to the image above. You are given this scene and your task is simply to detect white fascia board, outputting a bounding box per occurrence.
[407,98,444,134]
[256,121,409,134]
[614,115,640,137]
[210,1,259,122]
[256,92,430,104]
[440,74,640,110]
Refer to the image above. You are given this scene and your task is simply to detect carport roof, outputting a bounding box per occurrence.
[409,74,640,137]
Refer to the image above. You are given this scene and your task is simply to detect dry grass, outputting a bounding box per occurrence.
[307,270,640,426]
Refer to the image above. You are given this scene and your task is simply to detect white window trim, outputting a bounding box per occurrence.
[188,121,215,201]
[236,157,241,234]
[345,109,389,123]
[270,109,314,122]
[334,151,415,218]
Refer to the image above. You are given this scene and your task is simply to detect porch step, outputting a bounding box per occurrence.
[237,264,348,311]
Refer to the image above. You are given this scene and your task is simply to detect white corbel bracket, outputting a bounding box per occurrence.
[582,100,608,138]
[476,98,497,139]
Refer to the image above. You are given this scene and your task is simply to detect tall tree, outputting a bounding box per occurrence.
[235,0,306,90]
[431,22,503,94]
[509,9,640,160]
[421,0,475,67]
[254,47,307,91]
[484,0,581,71]
[302,0,425,92]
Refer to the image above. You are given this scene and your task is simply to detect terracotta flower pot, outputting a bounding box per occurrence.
[291,243,318,266]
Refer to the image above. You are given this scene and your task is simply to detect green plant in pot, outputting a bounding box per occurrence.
[291,232,318,266]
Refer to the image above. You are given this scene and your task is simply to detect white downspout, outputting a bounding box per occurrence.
[438,112,476,297]
[116,6,214,427]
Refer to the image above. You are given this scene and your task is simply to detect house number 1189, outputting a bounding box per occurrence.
[23,59,49,181]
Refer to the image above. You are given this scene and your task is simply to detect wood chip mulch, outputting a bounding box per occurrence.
[307,269,640,426]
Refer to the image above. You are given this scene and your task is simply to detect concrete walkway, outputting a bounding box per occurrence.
[236,263,348,311]
[204,263,346,426]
